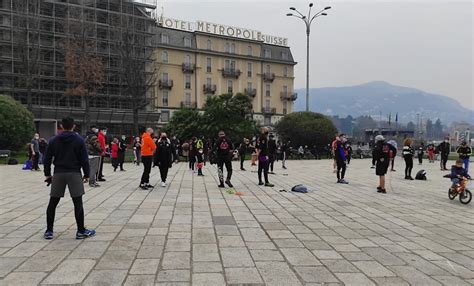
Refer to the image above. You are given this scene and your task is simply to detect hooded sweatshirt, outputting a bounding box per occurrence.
[43,131,90,177]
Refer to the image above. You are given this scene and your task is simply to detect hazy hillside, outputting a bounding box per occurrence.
[294,81,474,124]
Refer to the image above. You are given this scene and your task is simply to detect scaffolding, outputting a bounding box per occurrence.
[0,0,158,135]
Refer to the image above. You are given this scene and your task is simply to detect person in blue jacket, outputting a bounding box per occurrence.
[335,133,348,184]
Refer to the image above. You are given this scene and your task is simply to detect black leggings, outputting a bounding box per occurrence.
[391,158,395,170]
[159,164,169,182]
[217,157,232,183]
[189,156,196,170]
[441,155,448,169]
[404,155,413,177]
[418,154,423,164]
[141,156,153,184]
[258,159,270,183]
[269,154,275,172]
[336,159,346,180]
[240,154,245,169]
[47,196,85,232]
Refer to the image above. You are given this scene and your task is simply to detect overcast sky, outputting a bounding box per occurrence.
[154,0,473,110]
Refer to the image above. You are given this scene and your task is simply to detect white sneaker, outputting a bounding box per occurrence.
[161,181,166,187]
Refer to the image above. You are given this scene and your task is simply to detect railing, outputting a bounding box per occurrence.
[222,68,241,79]
[244,88,257,97]
[158,79,173,90]
[181,101,197,109]
[263,72,275,82]
[280,92,298,101]
[261,107,276,115]
[203,84,217,94]
[182,63,195,73]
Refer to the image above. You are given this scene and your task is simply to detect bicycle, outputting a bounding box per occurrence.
[447,178,472,205]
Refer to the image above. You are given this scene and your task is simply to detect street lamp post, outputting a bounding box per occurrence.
[287,3,331,112]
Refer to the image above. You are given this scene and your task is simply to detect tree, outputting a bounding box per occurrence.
[64,9,104,130]
[163,108,203,140]
[276,112,338,148]
[0,95,35,150]
[12,0,41,111]
[115,14,158,135]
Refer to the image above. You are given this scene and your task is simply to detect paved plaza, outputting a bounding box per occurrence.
[0,159,473,285]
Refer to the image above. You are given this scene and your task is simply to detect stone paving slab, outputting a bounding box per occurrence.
[0,159,474,285]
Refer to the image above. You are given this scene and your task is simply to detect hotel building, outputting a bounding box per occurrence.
[153,17,297,126]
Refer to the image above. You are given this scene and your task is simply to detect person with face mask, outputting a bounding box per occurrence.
[257,127,274,187]
[140,128,156,189]
[335,133,349,184]
[213,131,234,188]
[438,137,451,171]
[456,141,472,174]
[85,125,103,187]
[117,135,127,171]
[97,127,107,181]
[30,133,41,171]
[155,132,174,187]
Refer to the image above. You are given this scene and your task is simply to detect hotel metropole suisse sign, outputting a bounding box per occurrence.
[160,17,288,47]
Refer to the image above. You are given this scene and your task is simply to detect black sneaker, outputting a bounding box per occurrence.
[76,229,96,239]
[145,184,154,189]
[218,183,225,188]
[339,179,349,184]
[377,188,387,194]
[264,182,274,187]
[98,178,106,182]
[258,182,264,186]
[241,168,246,171]
[139,184,148,190]
[225,180,233,188]
[44,230,53,240]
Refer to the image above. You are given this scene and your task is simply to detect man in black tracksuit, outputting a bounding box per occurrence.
[257,127,274,187]
[238,138,249,171]
[213,131,234,188]
[268,134,277,174]
[155,132,174,187]
[117,135,127,171]
[438,138,450,171]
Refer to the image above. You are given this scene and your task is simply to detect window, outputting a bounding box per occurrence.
[206,78,212,86]
[281,51,288,60]
[283,85,288,95]
[185,75,191,89]
[264,49,271,58]
[162,51,168,63]
[247,82,252,90]
[184,54,191,64]
[247,46,252,56]
[283,101,288,115]
[224,43,230,53]
[265,84,271,97]
[225,59,236,71]
[185,92,192,105]
[206,57,212,73]
[161,111,170,122]
[227,80,233,94]
[264,116,271,126]
[162,91,169,107]
[247,63,252,77]
[265,65,271,73]
[161,33,169,44]
[184,37,191,47]
[230,43,235,53]
[283,66,288,77]
[206,39,212,50]
[162,72,169,82]
[265,99,270,108]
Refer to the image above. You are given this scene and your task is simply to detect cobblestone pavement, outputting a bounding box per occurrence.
[0,159,473,285]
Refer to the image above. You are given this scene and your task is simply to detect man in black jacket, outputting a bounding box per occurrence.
[155,132,174,187]
[117,135,127,171]
[238,138,249,171]
[43,117,96,240]
[85,126,102,187]
[257,127,274,187]
[438,137,450,171]
[213,131,234,188]
[268,134,277,174]
[373,135,390,194]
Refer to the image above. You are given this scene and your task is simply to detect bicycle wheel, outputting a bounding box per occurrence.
[448,188,456,200]
[459,189,472,205]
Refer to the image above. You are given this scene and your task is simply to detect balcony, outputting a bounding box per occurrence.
[244,88,257,98]
[203,84,217,94]
[181,101,197,109]
[222,68,241,79]
[280,92,298,101]
[261,107,276,115]
[263,72,275,82]
[158,79,173,90]
[182,63,195,73]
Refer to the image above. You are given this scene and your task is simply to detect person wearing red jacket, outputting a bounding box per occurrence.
[140,128,156,190]
[111,138,119,172]
[97,127,107,181]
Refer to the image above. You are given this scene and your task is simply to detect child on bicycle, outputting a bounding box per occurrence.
[451,159,471,187]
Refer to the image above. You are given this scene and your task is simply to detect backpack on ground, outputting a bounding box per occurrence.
[415,169,427,180]
[8,158,18,165]
[291,184,309,193]
[22,160,32,170]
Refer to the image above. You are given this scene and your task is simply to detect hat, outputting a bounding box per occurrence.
[375,135,385,142]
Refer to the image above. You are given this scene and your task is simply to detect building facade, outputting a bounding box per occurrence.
[152,18,297,126]
[0,0,159,136]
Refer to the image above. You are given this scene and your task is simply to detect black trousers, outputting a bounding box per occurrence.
[404,155,413,177]
[391,157,395,170]
[98,156,105,178]
[441,154,448,169]
[118,152,125,170]
[217,156,232,183]
[32,154,39,170]
[47,196,84,232]
[269,154,275,172]
[159,164,169,182]
[258,159,270,183]
[336,158,346,180]
[418,154,423,164]
[347,156,351,165]
[189,156,196,170]
[372,157,376,166]
[240,153,245,169]
[141,156,153,184]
